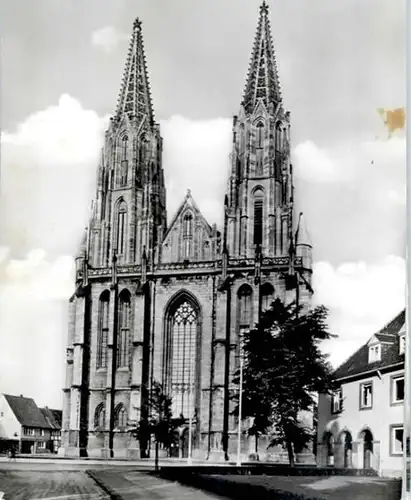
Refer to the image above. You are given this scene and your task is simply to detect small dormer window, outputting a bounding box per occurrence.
[368,344,381,363]
[399,334,405,355]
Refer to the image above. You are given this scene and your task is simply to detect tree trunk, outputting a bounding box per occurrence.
[255,433,258,454]
[286,439,295,467]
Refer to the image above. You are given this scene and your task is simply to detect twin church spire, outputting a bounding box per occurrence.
[83,2,298,270]
[115,18,154,124]
[114,1,282,124]
[242,1,282,115]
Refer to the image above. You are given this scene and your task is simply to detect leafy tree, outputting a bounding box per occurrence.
[233,298,337,465]
[128,381,184,469]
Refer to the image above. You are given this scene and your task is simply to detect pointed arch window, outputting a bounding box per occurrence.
[116,290,131,369]
[114,404,127,430]
[202,241,211,261]
[261,283,274,312]
[120,136,128,186]
[253,189,264,245]
[183,213,193,259]
[116,201,127,256]
[94,403,105,430]
[121,135,128,160]
[165,298,199,418]
[256,122,264,176]
[275,122,282,152]
[256,122,264,148]
[238,285,253,333]
[97,291,110,369]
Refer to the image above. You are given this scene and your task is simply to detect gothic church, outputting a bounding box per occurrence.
[61,2,313,459]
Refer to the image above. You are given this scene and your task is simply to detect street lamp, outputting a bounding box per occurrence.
[187,341,194,465]
[236,353,244,467]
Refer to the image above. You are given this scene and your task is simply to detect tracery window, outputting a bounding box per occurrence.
[238,285,253,332]
[182,213,193,259]
[253,189,264,245]
[116,201,127,256]
[256,122,264,148]
[120,136,128,186]
[202,241,211,261]
[275,122,282,152]
[114,404,127,429]
[97,291,110,369]
[169,301,198,418]
[261,283,274,312]
[255,122,264,176]
[94,403,105,430]
[116,290,131,369]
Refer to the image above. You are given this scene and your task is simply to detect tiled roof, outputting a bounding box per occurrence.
[374,333,396,343]
[4,394,51,429]
[40,407,62,430]
[335,310,405,380]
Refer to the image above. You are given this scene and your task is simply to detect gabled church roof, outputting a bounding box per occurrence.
[115,18,154,124]
[164,189,214,241]
[242,1,282,114]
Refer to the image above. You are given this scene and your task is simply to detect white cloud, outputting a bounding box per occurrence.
[387,187,406,205]
[293,140,349,183]
[313,255,406,367]
[293,135,406,186]
[2,94,110,167]
[91,26,129,54]
[0,249,74,407]
[160,115,232,226]
[0,95,109,258]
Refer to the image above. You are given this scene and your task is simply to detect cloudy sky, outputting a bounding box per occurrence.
[0,0,406,408]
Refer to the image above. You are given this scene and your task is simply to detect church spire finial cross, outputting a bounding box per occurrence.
[260,0,269,14]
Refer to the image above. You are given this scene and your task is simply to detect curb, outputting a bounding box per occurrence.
[86,470,123,500]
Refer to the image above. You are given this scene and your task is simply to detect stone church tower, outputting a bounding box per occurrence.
[61,2,313,460]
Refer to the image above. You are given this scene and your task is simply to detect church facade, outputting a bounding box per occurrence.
[61,2,313,460]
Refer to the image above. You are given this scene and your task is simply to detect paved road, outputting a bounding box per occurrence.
[0,461,230,500]
[89,469,231,500]
[0,470,109,500]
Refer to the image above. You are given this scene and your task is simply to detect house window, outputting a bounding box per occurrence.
[37,441,46,449]
[331,389,343,414]
[360,382,373,409]
[368,344,381,363]
[392,376,405,404]
[39,429,45,436]
[24,428,35,436]
[400,335,405,355]
[391,425,404,455]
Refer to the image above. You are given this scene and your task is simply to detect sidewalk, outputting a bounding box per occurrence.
[87,469,229,500]
[87,469,402,500]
